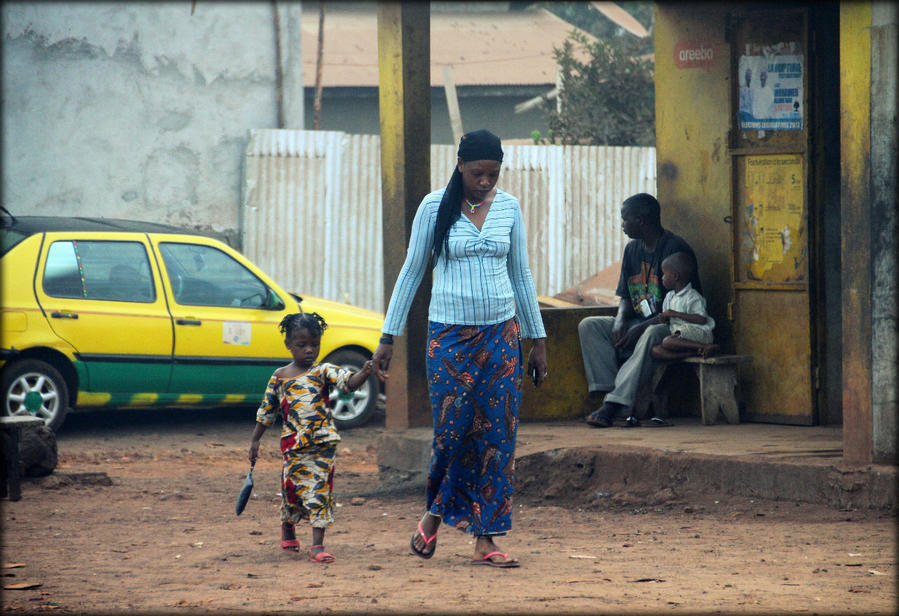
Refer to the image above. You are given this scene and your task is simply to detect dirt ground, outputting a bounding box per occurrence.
[2,405,896,615]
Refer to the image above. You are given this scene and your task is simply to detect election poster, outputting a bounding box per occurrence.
[737,42,803,131]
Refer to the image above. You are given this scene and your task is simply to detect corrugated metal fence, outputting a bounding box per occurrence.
[241,129,655,314]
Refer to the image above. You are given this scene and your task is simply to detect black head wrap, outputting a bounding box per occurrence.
[457,129,504,163]
[432,130,504,262]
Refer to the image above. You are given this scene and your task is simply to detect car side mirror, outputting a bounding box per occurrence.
[265,288,285,311]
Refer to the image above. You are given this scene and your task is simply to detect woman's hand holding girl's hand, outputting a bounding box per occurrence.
[371,343,393,382]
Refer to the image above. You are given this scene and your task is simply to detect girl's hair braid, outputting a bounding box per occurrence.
[278,312,328,338]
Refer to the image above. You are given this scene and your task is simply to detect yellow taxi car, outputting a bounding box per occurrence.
[1,214,384,431]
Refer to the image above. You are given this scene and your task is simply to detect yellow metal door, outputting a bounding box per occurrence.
[152,237,294,397]
[729,10,816,424]
[35,234,174,398]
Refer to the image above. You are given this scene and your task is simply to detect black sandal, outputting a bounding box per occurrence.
[585,410,613,428]
[646,417,673,427]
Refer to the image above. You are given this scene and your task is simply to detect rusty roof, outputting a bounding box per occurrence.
[301,4,591,88]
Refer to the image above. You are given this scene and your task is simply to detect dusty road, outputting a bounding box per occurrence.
[2,405,896,614]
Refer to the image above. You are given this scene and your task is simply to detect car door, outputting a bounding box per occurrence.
[34,233,174,399]
[151,236,296,397]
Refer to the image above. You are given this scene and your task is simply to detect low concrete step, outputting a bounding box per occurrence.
[376,421,896,512]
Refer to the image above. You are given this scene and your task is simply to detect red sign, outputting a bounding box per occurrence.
[673,40,717,71]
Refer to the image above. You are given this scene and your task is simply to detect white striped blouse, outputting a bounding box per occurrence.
[381,188,547,339]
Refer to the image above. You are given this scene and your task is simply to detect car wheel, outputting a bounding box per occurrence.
[323,349,378,430]
[2,359,70,431]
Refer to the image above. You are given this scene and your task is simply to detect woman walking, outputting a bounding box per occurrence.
[371,129,547,568]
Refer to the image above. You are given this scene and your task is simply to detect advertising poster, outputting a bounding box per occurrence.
[743,154,804,281]
[738,42,803,130]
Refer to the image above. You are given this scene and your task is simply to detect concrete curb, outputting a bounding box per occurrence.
[514,447,897,512]
[377,432,897,512]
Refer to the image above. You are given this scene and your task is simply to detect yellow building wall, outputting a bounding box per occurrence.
[654,4,735,351]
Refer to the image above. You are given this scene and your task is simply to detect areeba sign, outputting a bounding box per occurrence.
[674,41,717,71]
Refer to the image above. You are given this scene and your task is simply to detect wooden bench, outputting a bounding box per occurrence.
[634,354,753,425]
[1,415,46,501]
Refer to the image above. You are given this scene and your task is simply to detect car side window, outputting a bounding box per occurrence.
[43,240,155,302]
[158,242,269,308]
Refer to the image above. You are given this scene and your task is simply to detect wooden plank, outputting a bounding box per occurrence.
[590,2,649,38]
[377,2,432,430]
[839,1,873,462]
[0,416,45,427]
[442,65,463,146]
[536,295,581,308]
[682,355,753,365]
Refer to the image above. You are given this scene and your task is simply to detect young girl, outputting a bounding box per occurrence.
[651,252,719,360]
[248,312,373,563]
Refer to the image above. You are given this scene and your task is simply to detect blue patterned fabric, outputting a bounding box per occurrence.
[425,318,522,535]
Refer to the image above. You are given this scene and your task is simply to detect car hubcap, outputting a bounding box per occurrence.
[8,373,58,421]
[24,390,44,413]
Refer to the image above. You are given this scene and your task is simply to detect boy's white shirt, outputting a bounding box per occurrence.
[662,282,715,333]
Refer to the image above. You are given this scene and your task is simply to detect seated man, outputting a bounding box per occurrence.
[578,193,701,427]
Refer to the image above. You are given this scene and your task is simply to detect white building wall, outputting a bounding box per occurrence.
[2,2,302,244]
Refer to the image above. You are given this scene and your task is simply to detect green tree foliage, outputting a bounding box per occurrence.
[547,31,655,146]
[526,2,655,146]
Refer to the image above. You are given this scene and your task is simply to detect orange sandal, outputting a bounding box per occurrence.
[309,545,334,563]
[280,539,300,551]
[281,523,300,551]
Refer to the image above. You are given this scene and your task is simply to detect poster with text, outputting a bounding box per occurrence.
[738,47,803,130]
[742,154,805,282]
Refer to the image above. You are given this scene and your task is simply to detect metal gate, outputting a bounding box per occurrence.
[241,129,656,314]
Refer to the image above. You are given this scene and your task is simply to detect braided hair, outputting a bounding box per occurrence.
[432,129,504,262]
[279,312,327,339]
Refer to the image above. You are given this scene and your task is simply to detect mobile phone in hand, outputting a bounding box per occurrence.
[531,365,539,386]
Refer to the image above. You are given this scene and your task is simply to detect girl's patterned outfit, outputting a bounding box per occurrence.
[382,188,546,536]
[255,363,349,528]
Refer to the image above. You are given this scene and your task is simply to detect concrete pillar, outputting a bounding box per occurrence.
[870,2,898,465]
[377,2,431,429]
[279,2,304,130]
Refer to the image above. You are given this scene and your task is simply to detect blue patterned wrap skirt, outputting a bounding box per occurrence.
[425,318,522,536]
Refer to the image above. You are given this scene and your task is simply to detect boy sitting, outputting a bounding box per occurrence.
[651,252,719,360]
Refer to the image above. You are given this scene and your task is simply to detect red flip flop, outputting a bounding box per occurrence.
[471,551,520,568]
[280,539,300,551]
[309,545,334,563]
